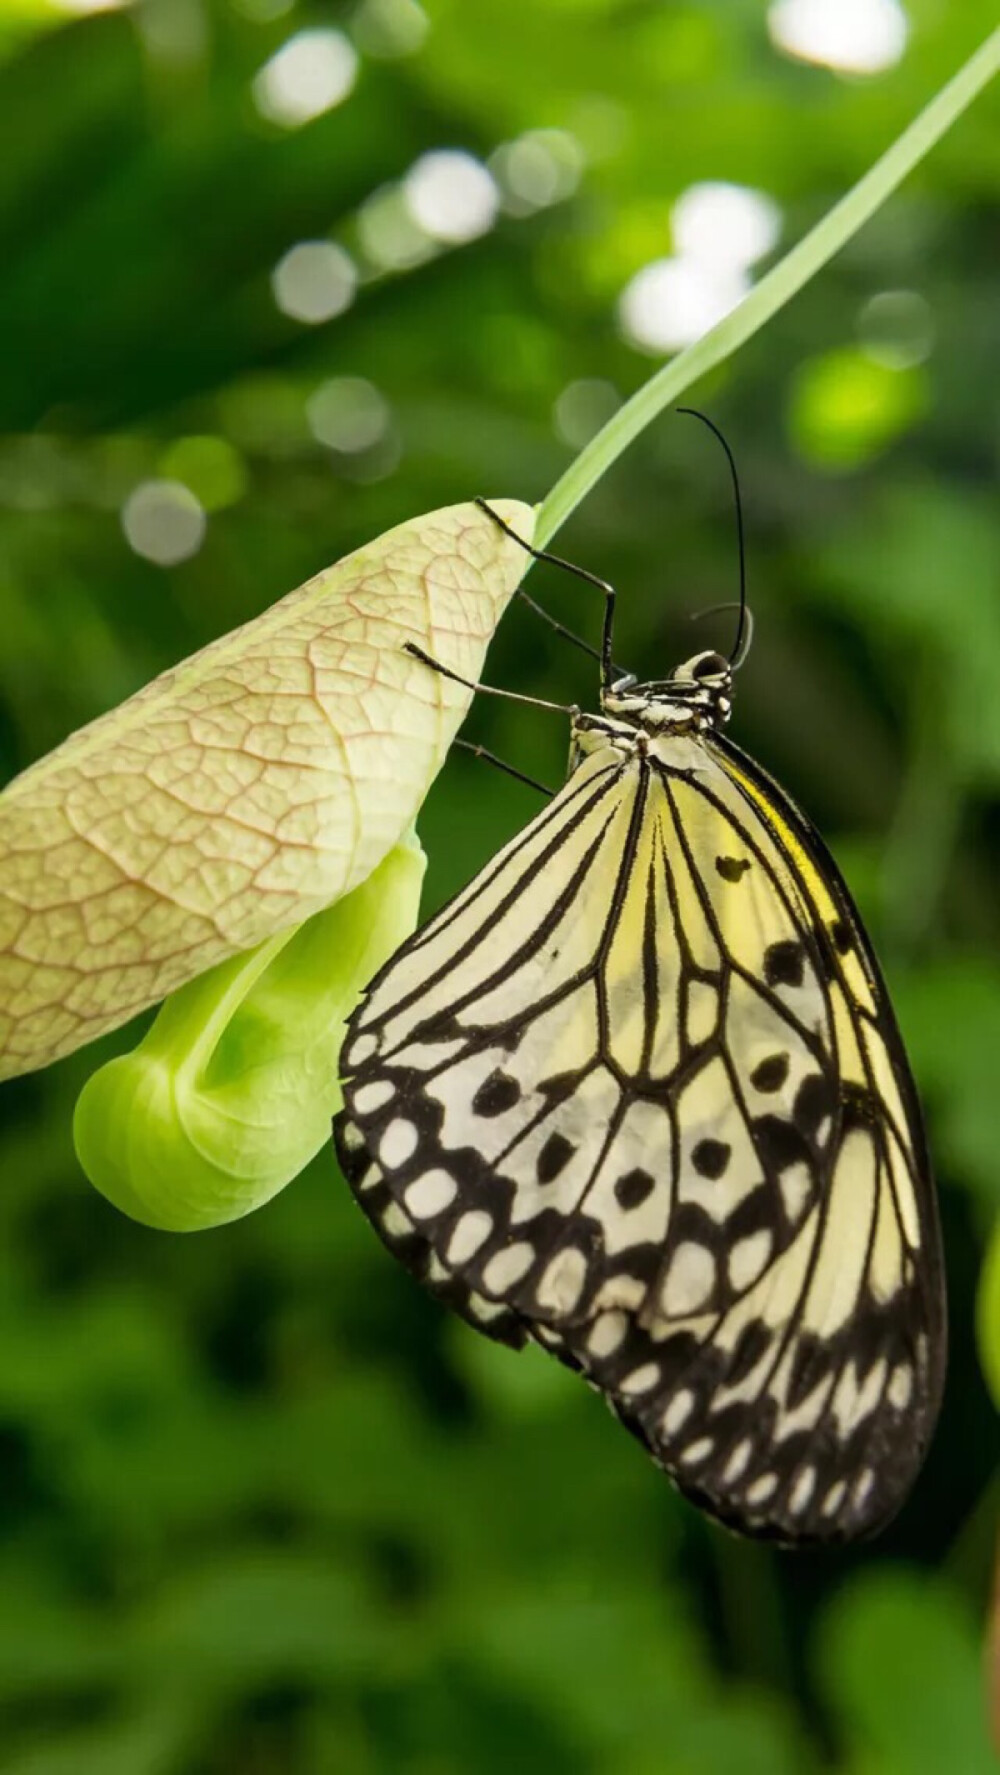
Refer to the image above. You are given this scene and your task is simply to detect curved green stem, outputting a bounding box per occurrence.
[535,25,1000,550]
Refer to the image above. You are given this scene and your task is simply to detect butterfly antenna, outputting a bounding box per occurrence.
[690,600,755,669]
[676,408,750,670]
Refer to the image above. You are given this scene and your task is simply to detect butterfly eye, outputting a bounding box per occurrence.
[690,650,729,681]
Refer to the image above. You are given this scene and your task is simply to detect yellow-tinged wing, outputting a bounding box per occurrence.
[334,729,944,1544]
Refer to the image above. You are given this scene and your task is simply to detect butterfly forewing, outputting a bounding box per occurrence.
[335,719,944,1545]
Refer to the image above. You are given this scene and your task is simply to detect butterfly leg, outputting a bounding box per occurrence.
[515,584,602,667]
[403,641,574,717]
[452,738,553,797]
[474,498,620,692]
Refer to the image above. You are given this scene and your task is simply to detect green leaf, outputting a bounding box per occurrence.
[895,958,1000,1212]
[816,1569,995,1775]
[0,499,533,1081]
[73,832,425,1231]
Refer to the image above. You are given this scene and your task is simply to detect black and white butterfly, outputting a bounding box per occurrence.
[333,472,945,1546]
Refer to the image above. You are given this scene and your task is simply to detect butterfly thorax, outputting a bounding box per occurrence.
[570,651,732,779]
[592,648,734,744]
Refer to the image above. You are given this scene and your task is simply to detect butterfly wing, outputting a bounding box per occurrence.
[336,741,639,1349]
[334,730,945,1544]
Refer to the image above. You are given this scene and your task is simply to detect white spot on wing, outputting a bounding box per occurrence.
[381,1201,411,1238]
[403,1169,457,1220]
[448,1210,493,1264]
[887,1363,913,1411]
[789,1466,816,1513]
[831,1357,887,1438]
[619,1361,661,1396]
[536,1248,588,1315]
[773,1373,832,1442]
[354,1079,396,1115]
[728,1230,772,1292]
[468,1293,509,1324]
[852,1468,876,1512]
[483,1241,535,1293]
[661,1241,715,1315]
[379,1118,419,1169]
[592,1273,647,1314]
[587,1310,628,1358]
[745,1472,778,1505]
[721,1438,753,1483]
[779,1162,812,1223]
[661,1388,695,1436]
[821,1478,847,1518]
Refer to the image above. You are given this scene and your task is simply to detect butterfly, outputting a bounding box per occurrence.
[333,478,946,1546]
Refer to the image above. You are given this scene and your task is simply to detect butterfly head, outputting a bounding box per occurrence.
[603,649,733,732]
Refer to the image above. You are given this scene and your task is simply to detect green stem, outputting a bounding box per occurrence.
[535,26,1000,550]
[881,668,964,953]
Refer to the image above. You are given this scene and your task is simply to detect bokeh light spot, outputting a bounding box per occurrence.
[351,0,429,59]
[122,480,206,565]
[619,258,749,355]
[307,378,391,453]
[253,29,358,129]
[403,150,499,244]
[858,290,934,370]
[672,182,781,272]
[768,0,908,74]
[215,374,313,455]
[788,347,927,471]
[568,94,630,163]
[357,185,435,271]
[491,130,584,215]
[553,379,621,449]
[157,437,248,512]
[272,242,357,324]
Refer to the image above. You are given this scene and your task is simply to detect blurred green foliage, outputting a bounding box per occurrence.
[0,1,998,1769]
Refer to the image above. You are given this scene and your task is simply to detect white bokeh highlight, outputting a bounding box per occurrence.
[672,182,781,272]
[619,259,750,354]
[403,150,499,244]
[122,481,206,566]
[253,29,358,129]
[553,380,620,449]
[307,378,391,452]
[352,0,429,58]
[491,130,584,215]
[619,179,781,355]
[357,185,435,271]
[768,0,908,74]
[858,289,934,369]
[272,241,357,324]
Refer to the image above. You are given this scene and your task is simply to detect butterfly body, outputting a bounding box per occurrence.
[335,644,945,1545]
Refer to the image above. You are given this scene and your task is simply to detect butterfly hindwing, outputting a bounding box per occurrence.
[335,726,944,1544]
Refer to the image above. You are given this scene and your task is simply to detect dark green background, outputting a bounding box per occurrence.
[0,2,998,1769]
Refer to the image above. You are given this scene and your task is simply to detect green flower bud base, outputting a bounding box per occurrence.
[74,835,425,1231]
